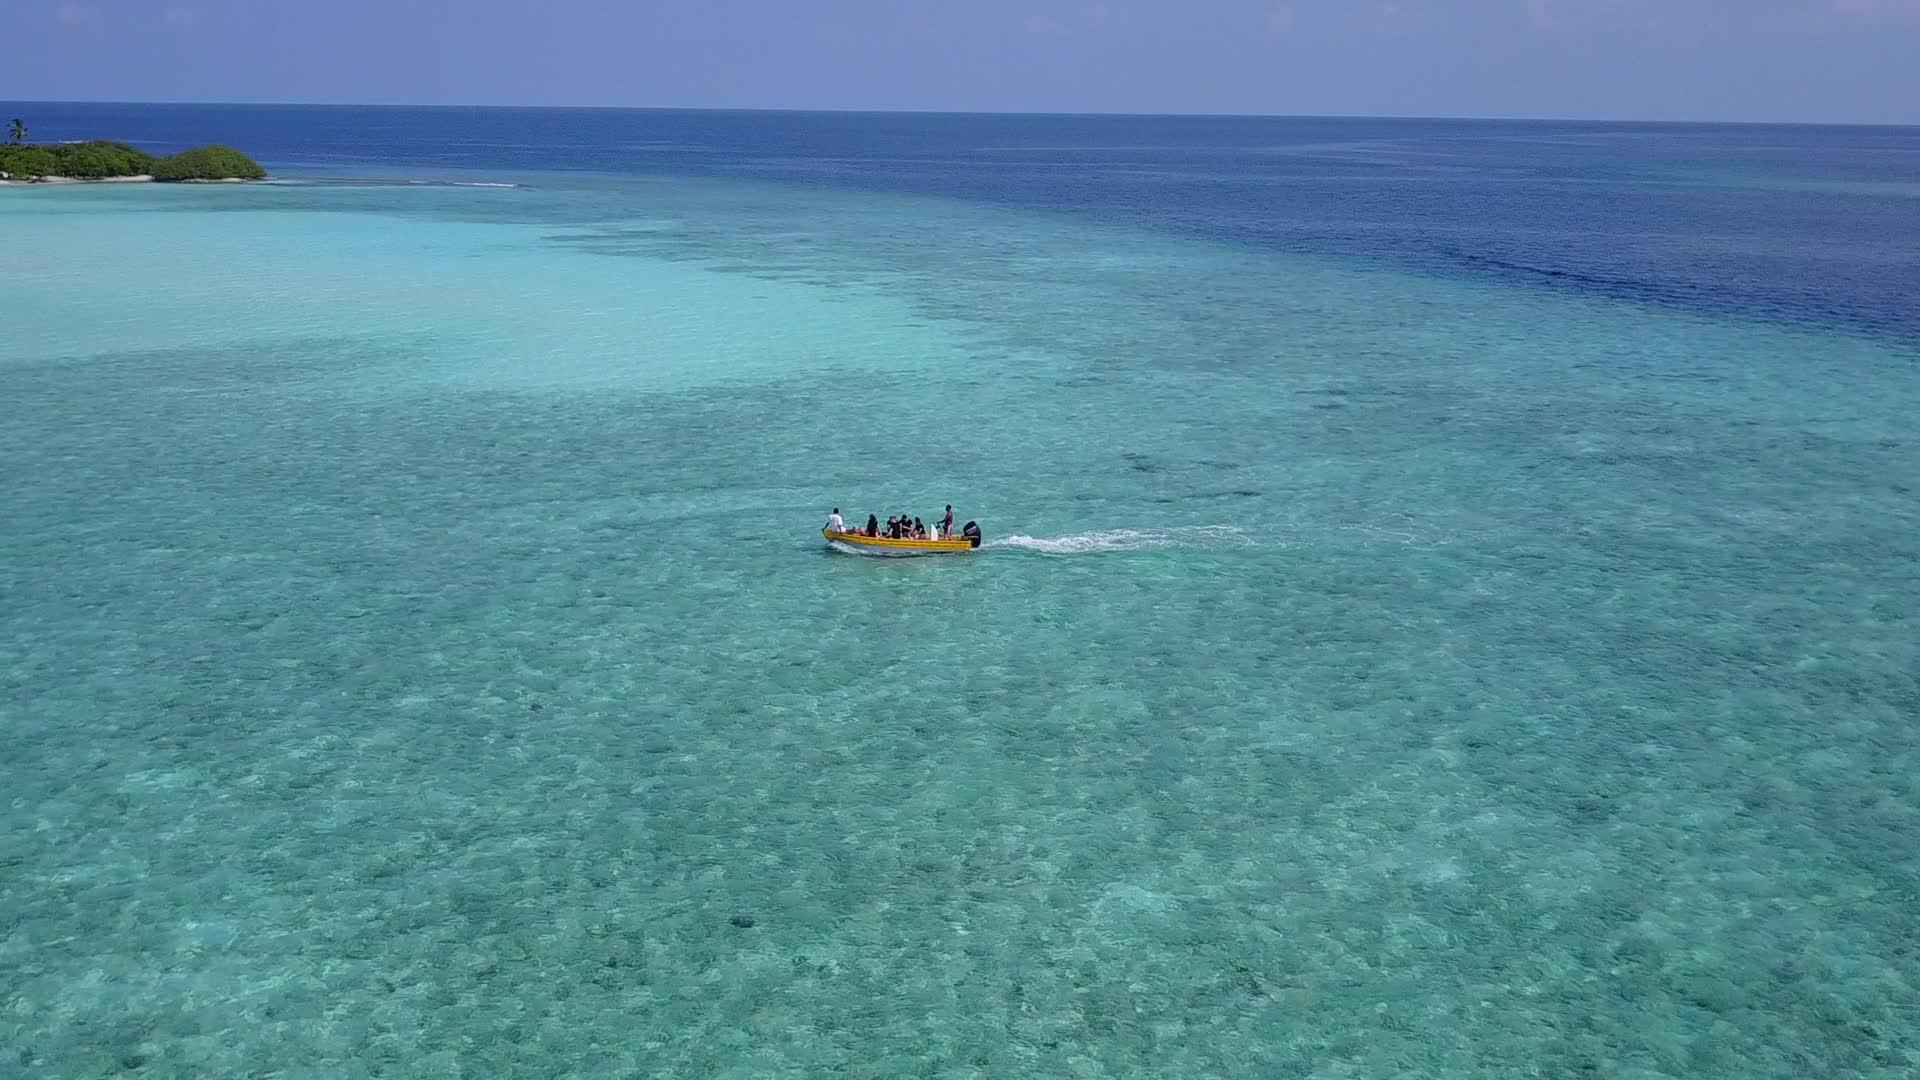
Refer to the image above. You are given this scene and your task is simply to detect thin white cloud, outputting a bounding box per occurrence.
[1523,0,1640,32]
[1361,2,1418,33]
[52,2,99,27]
[1832,0,1920,19]
[1021,13,1069,36]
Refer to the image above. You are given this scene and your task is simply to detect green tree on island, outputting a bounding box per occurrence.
[149,145,266,181]
[7,119,24,146]
[2,133,264,181]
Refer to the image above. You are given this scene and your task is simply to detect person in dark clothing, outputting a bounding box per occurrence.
[866,514,880,537]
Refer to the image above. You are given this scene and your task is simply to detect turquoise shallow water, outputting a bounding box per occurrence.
[4,160,1920,1078]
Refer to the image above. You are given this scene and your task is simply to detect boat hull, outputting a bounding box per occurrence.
[823,529,975,557]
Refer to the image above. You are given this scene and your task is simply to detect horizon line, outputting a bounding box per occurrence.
[4,98,1916,129]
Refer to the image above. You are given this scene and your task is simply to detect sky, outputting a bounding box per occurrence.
[3,0,1918,123]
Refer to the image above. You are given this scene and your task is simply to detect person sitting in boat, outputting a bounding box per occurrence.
[886,516,900,539]
[827,508,844,533]
[913,517,927,539]
[865,514,880,537]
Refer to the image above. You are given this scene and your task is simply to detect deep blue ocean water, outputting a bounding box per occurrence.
[19,102,1920,341]
[3,103,1918,1078]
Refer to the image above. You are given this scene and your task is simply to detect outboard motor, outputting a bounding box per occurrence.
[962,521,982,549]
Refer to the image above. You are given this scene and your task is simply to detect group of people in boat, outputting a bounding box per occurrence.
[826,505,971,542]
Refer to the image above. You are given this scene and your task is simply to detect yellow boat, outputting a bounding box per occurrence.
[823,523,981,557]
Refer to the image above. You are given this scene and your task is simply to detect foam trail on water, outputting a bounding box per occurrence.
[984,525,1251,555]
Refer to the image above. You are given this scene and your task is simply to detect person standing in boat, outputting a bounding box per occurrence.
[941,505,954,539]
[826,508,844,533]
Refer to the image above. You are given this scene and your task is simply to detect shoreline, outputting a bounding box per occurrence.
[0,174,259,186]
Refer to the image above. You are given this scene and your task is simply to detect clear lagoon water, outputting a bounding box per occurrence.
[3,105,1918,1078]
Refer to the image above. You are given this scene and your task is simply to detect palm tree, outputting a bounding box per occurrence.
[6,119,24,146]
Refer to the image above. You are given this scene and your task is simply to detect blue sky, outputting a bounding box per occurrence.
[5,0,1918,123]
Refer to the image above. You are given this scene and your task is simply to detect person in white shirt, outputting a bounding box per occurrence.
[826,508,844,533]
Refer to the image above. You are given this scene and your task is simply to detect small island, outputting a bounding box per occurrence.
[2,118,266,185]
